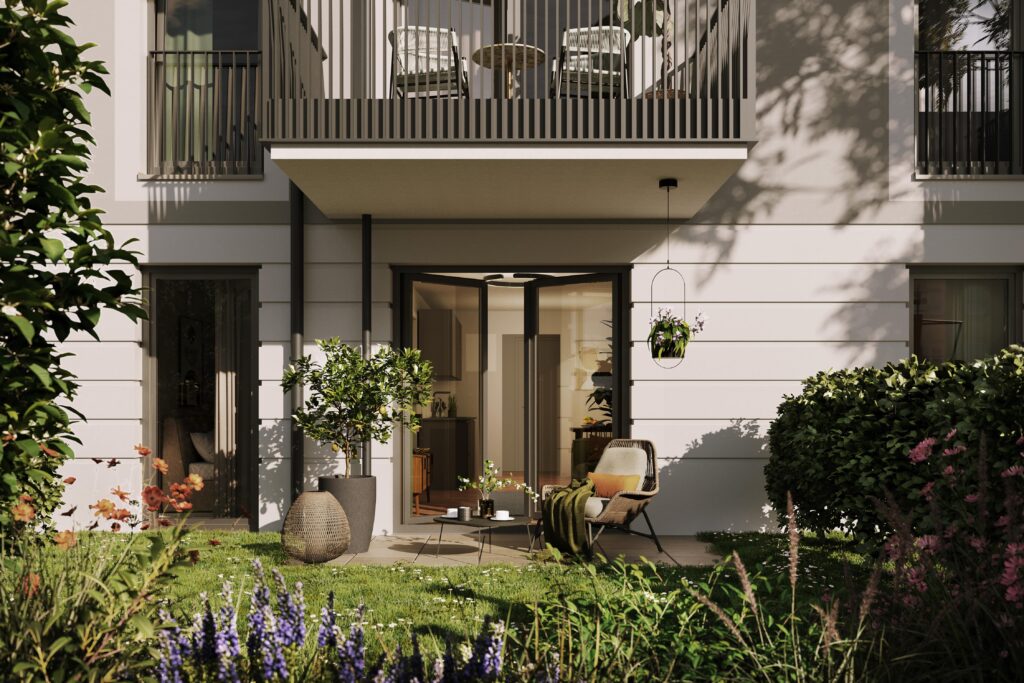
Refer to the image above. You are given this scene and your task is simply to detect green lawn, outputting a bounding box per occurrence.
[162,528,868,652]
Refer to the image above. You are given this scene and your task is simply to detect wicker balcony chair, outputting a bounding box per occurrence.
[552,25,631,97]
[542,438,662,553]
[388,26,470,98]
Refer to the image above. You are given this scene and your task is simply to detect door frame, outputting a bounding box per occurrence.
[395,271,489,525]
[525,272,624,505]
[392,265,632,524]
[141,266,260,531]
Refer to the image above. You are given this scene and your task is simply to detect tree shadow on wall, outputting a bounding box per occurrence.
[697,0,902,229]
[648,420,776,534]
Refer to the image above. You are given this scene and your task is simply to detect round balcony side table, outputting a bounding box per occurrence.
[471,43,546,98]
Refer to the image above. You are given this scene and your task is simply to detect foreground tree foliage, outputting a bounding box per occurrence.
[0,0,142,531]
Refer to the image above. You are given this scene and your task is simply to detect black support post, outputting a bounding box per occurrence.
[289,182,305,504]
[361,213,372,476]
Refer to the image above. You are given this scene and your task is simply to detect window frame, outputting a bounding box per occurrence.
[909,265,1023,361]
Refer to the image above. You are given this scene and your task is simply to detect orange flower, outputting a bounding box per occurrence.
[63,476,76,485]
[186,473,204,491]
[54,530,77,550]
[110,522,122,532]
[134,444,152,457]
[139,522,151,531]
[89,499,115,518]
[22,572,40,598]
[18,493,33,504]
[208,538,221,547]
[171,500,192,512]
[152,458,168,475]
[158,518,171,527]
[141,485,166,509]
[111,486,130,503]
[108,507,131,522]
[12,502,35,523]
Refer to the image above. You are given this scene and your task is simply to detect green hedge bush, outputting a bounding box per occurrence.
[765,345,1024,535]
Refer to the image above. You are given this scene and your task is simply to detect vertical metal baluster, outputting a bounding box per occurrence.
[555,0,560,139]
[458,0,463,138]
[243,52,251,173]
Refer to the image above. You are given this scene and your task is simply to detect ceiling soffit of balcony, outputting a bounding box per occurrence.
[270,145,749,221]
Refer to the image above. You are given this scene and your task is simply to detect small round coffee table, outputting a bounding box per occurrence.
[471,43,546,98]
[433,514,539,563]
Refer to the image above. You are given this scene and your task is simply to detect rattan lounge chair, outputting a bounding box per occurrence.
[552,25,631,97]
[542,438,662,553]
[388,26,470,98]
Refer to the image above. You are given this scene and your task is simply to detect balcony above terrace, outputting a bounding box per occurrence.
[261,0,756,219]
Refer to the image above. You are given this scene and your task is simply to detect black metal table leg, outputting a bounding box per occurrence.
[436,521,444,557]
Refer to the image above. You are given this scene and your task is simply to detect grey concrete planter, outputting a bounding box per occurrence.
[319,475,376,553]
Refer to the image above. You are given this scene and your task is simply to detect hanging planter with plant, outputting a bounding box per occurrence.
[648,307,705,359]
[647,178,707,367]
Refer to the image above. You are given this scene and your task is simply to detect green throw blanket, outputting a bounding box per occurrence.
[542,479,595,555]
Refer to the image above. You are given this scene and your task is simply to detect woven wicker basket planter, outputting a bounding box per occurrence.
[282,491,350,563]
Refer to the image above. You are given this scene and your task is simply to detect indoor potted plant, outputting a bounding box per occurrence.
[647,307,705,359]
[459,459,538,518]
[282,339,432,552]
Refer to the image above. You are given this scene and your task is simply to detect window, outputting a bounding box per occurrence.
[147,0,263,177]
[156,0,259,51]
[912,268,1021,362]
[916,1,1024,175]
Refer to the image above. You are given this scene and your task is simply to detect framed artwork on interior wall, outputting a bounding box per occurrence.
[179,315,203,407]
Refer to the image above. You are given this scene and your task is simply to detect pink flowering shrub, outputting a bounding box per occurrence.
[878,432,1024,679]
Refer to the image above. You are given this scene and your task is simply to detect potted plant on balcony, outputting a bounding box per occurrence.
[648,307,705,359]
[282,339,432,553]
[459,460,538,519]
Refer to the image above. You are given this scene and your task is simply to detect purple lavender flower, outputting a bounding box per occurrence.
[335,606,366,683]
[246,560,288,680]
[319,591,338,648]
[462,619,504,681]
[216,583,242,683]
[191,594,217,664]
[156,610,186,683]
[273,569,306,647]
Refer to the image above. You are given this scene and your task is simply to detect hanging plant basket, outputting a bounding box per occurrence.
[647,178,706,369]
[648,308,692,360]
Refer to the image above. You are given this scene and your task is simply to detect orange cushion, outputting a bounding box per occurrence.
[587,472,641,498]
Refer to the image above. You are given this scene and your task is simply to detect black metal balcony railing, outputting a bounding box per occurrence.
[261,0,756,144]
[146,50,263,176]
[917,50,1024,176]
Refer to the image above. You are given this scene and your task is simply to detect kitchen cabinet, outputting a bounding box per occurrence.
[418,309,462,380]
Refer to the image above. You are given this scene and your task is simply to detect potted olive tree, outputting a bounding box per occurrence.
[282,339,432,553]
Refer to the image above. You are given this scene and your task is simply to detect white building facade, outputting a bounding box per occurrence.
[58,0,1024,535]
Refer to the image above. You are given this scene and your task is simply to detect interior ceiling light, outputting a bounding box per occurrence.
[483,272,552,286]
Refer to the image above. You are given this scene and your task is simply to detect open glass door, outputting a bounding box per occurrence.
[149,270,257,527]
[525,274,619,502]
[399,274,486,521]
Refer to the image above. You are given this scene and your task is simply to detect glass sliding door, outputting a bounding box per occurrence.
[400,275,486,519]
[149,270,257,525]
[526,275,618,497]
[396,268,626,524]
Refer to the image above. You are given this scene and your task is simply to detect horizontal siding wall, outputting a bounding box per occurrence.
[58,224,291,532]
[59,220,1021,537]
[370,223,927,535]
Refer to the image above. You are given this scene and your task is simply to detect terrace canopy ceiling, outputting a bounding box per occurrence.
[270,144,749,221]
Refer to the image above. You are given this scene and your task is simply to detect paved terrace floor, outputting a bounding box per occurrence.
[328,528,719,567]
